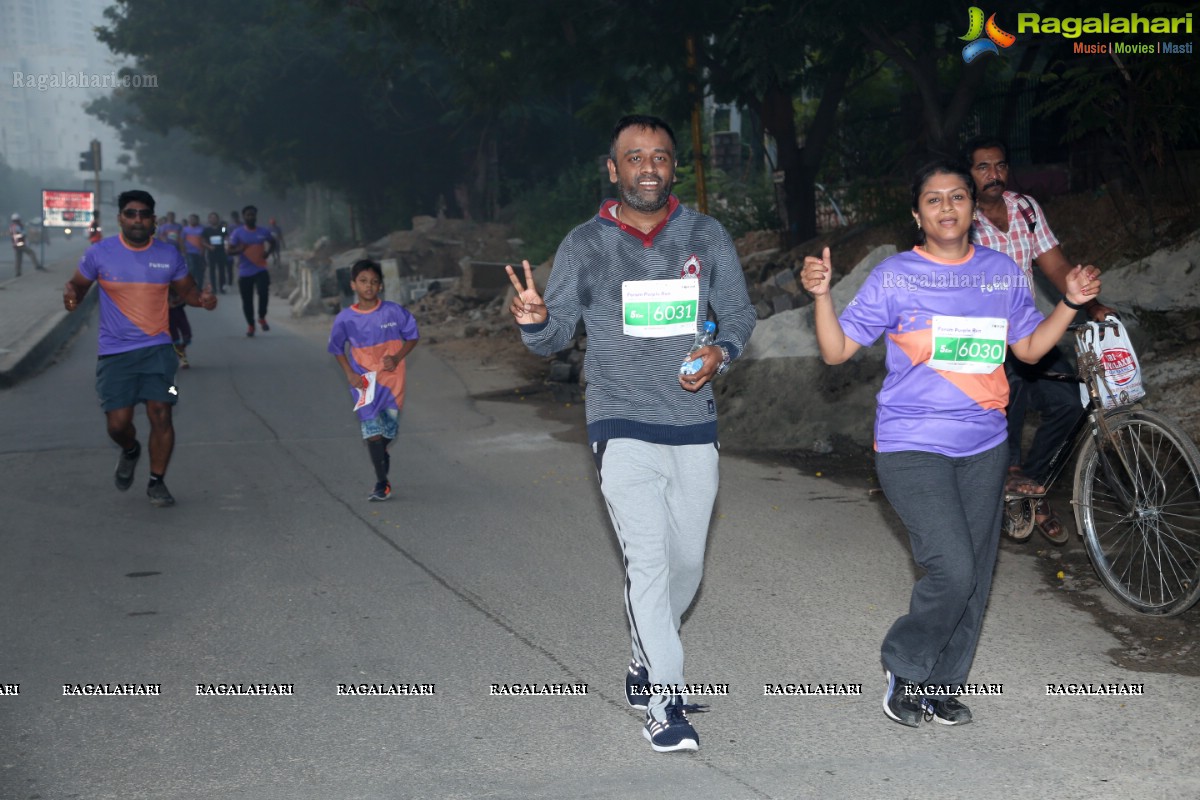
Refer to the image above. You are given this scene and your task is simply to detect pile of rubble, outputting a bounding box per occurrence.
[273,214,525,320]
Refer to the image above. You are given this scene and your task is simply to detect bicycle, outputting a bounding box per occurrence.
[1003,320,1200,616]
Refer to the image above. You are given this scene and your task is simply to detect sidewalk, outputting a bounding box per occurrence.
[0,241,92,387]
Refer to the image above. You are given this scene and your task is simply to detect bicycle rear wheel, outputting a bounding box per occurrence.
[1073,409,1200,615]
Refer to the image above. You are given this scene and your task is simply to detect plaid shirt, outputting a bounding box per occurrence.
[970,191,1059,299]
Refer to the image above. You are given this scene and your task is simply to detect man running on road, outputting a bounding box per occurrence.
[62,189,217,507]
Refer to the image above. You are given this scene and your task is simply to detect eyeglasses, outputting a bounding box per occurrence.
[121,209,155,220]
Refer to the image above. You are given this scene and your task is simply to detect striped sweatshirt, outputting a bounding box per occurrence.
[520,198,755,446]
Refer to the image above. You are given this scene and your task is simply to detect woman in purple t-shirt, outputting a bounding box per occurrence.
[801,160,1101,729]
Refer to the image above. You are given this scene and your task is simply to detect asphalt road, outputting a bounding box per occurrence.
[1,299,1197,800]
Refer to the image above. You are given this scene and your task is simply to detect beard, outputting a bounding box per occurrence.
[618,176,672,214]
[122,226,153,244]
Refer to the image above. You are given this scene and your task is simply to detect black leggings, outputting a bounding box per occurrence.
[238,270,270,325]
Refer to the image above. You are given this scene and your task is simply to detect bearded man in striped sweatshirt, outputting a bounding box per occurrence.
[507,114,756,753]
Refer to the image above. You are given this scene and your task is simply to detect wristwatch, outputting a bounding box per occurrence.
[716,345,732,376]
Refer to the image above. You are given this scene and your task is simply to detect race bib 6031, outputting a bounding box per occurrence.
[622,278,699,338]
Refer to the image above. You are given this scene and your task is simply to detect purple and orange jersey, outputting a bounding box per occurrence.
[79,237,189,356]
[228,225,275,278]
[838,246,1042,457]
[182,224,206,254]
[328,300,420,421]
[158,222,182,248]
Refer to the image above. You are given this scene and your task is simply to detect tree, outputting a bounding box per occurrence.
[94,0,459,238]
[1032,40,1200,238]
[857,1,993,161]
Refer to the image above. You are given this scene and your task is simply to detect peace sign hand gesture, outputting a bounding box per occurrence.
[505,260,547,325]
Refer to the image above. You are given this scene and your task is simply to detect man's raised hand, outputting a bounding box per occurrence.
[505,260,547,325]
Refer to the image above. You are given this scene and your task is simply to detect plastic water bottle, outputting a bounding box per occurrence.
[680,321,717,375]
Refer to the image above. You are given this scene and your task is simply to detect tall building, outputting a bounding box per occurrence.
[0,0,127,188]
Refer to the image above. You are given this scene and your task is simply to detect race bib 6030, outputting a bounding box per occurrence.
[929,315,1008,374]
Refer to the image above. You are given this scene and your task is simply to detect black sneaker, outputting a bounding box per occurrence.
[625,661,650,710]
[368,482,392,502]
[147,482,175,508]
[882,670,924,728]
[923,696,973,726]
[643,696,700,753]
[114,442,141,491]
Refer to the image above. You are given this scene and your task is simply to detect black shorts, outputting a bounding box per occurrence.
[95,344,179,412]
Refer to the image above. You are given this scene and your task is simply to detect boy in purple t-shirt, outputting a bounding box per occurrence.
[327,259,419,501]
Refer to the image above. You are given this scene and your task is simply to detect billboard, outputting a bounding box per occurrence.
[42,189,95,228]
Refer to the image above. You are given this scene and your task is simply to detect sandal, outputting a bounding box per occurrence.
[1035,498,1069,545]
[1005,467,1044,497]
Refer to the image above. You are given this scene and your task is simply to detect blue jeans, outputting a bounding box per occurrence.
[875,442,1007,687]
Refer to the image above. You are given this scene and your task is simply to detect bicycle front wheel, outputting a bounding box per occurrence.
[1073,409,1200,616]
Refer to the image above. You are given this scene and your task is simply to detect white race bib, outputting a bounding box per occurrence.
[622,278,700,338]
[929,316,1008,374]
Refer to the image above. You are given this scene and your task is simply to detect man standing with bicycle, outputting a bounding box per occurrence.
[964,137,1114,542]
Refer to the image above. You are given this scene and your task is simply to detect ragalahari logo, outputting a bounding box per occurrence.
[960,7,1017,62]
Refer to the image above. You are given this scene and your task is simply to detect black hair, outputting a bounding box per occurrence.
[609,114,678,163]
[961,136,1008,169]
[910,160,976,245]
[118,189,155,212]
[351,259,383,282]
[242,205,257,215]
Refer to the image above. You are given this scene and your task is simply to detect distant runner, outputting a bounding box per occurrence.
[226,205,276,336]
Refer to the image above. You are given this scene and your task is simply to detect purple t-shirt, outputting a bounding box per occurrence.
[158,222,182,246]
[79,237,189,356]
[328,300,420,420]
[838,246,1042,457]
[182,224,205,255]
[228,225,275,277]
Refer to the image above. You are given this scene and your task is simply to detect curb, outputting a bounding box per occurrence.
[0,288,97,388]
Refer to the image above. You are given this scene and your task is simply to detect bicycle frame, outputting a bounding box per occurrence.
[1005,322,1137,506]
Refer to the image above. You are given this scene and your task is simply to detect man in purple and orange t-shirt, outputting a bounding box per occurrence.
[226,205,276,337]
[157,211,183,252]
[62,189,218,507]
[182,213,209,288]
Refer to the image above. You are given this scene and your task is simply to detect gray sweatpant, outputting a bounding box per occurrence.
[875,442,1007,687]
[595,438,718,720]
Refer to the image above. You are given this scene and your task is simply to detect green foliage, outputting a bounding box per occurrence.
[509,160,610,264]
[93,0,459,238]
[674,165,780,240]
